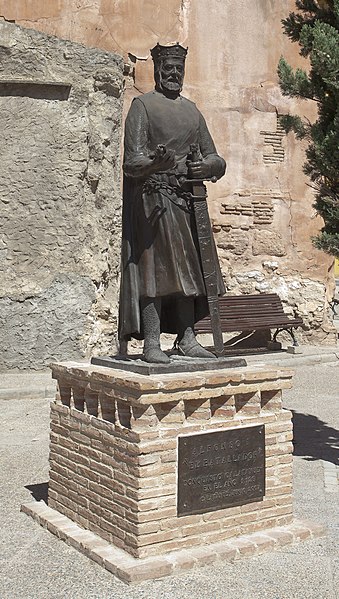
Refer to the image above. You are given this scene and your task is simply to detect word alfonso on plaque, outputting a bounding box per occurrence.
[177,425,265,516]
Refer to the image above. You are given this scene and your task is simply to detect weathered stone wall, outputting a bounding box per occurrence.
[0,22,124,369]
[1,1,335,345]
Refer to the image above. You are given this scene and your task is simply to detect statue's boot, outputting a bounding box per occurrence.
[143,343,170,364]
[141,297,170,364]
[176,296,216,359]
[177,331,216,359]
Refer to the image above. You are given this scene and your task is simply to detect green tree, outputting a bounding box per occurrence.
[278,0,339,258]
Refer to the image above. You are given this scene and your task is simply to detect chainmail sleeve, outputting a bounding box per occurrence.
[123,98,151,178]
[198,112,226,180]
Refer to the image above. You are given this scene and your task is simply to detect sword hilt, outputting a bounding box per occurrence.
[186,144,217,183]
[189,143,200,163]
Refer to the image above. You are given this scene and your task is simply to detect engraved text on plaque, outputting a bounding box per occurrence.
[177,426,265,516]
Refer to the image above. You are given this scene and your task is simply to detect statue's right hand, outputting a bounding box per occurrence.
[152,147,176,172]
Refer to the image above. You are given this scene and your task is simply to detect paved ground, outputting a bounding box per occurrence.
[0,358,338,599]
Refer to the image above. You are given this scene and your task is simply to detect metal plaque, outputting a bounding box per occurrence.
[177,426,265,516]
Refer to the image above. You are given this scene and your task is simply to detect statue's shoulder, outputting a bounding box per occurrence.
[180,95,197,108]
[134,90,157,107]
[180,95,201,117]
[127,92,153,113]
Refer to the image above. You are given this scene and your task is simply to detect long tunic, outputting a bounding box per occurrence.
[119,90,226,340]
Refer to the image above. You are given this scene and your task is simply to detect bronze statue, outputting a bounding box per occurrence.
[119,43,226,364]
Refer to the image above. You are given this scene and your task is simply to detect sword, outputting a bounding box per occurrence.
[180,144,224,356]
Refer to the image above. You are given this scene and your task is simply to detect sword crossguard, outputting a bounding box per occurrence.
[178,176,217,185]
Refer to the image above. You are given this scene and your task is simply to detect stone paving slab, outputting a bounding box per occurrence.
[0,370,57,400]
[21,500,326,584]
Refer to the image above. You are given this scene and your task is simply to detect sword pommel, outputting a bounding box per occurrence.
[188,143,201,163]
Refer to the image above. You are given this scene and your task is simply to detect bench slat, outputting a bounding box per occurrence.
[216,295,280,303]
[197,316,303,325]
[218,307,286,316]
[196,320,302,330]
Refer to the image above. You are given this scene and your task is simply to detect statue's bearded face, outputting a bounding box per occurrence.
[157,57,185,94]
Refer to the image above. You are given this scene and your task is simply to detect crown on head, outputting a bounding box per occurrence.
[151,43,188,63]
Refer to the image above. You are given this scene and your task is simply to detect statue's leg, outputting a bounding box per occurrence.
[176,296,215,358]
[141,297,170,364]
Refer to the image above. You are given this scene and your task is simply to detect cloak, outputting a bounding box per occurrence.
[119,90,226,341]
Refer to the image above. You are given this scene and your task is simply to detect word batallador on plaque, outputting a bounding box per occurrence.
[177,426,265,516]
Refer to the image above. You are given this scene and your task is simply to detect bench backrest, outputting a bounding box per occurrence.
[195,293,301,333]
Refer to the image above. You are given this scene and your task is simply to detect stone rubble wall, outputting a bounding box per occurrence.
[0,22,124,369]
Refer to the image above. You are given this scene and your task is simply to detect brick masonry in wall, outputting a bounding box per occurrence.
[48,362,294,560]
[220,194,274,228]
[260,120,285,164]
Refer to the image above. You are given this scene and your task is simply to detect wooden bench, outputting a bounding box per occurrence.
[194,293,303,346]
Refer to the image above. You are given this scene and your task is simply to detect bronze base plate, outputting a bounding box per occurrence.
[90,354,247,375]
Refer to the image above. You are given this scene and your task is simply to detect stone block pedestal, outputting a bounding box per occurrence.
[22,361,325,583]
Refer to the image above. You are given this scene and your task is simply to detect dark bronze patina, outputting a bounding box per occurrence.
[118,43,227,364]
[177,426,265,516]
[180,142,224,356]
[91,354,246,375]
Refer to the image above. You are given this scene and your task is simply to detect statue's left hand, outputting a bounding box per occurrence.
[152,147,176,172]
[187,160,211,180]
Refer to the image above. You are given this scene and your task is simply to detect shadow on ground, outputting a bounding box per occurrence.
[292,410,339,465]
[25,482,49,503]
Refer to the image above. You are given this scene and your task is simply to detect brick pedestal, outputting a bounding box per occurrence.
[22,360,325,582]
